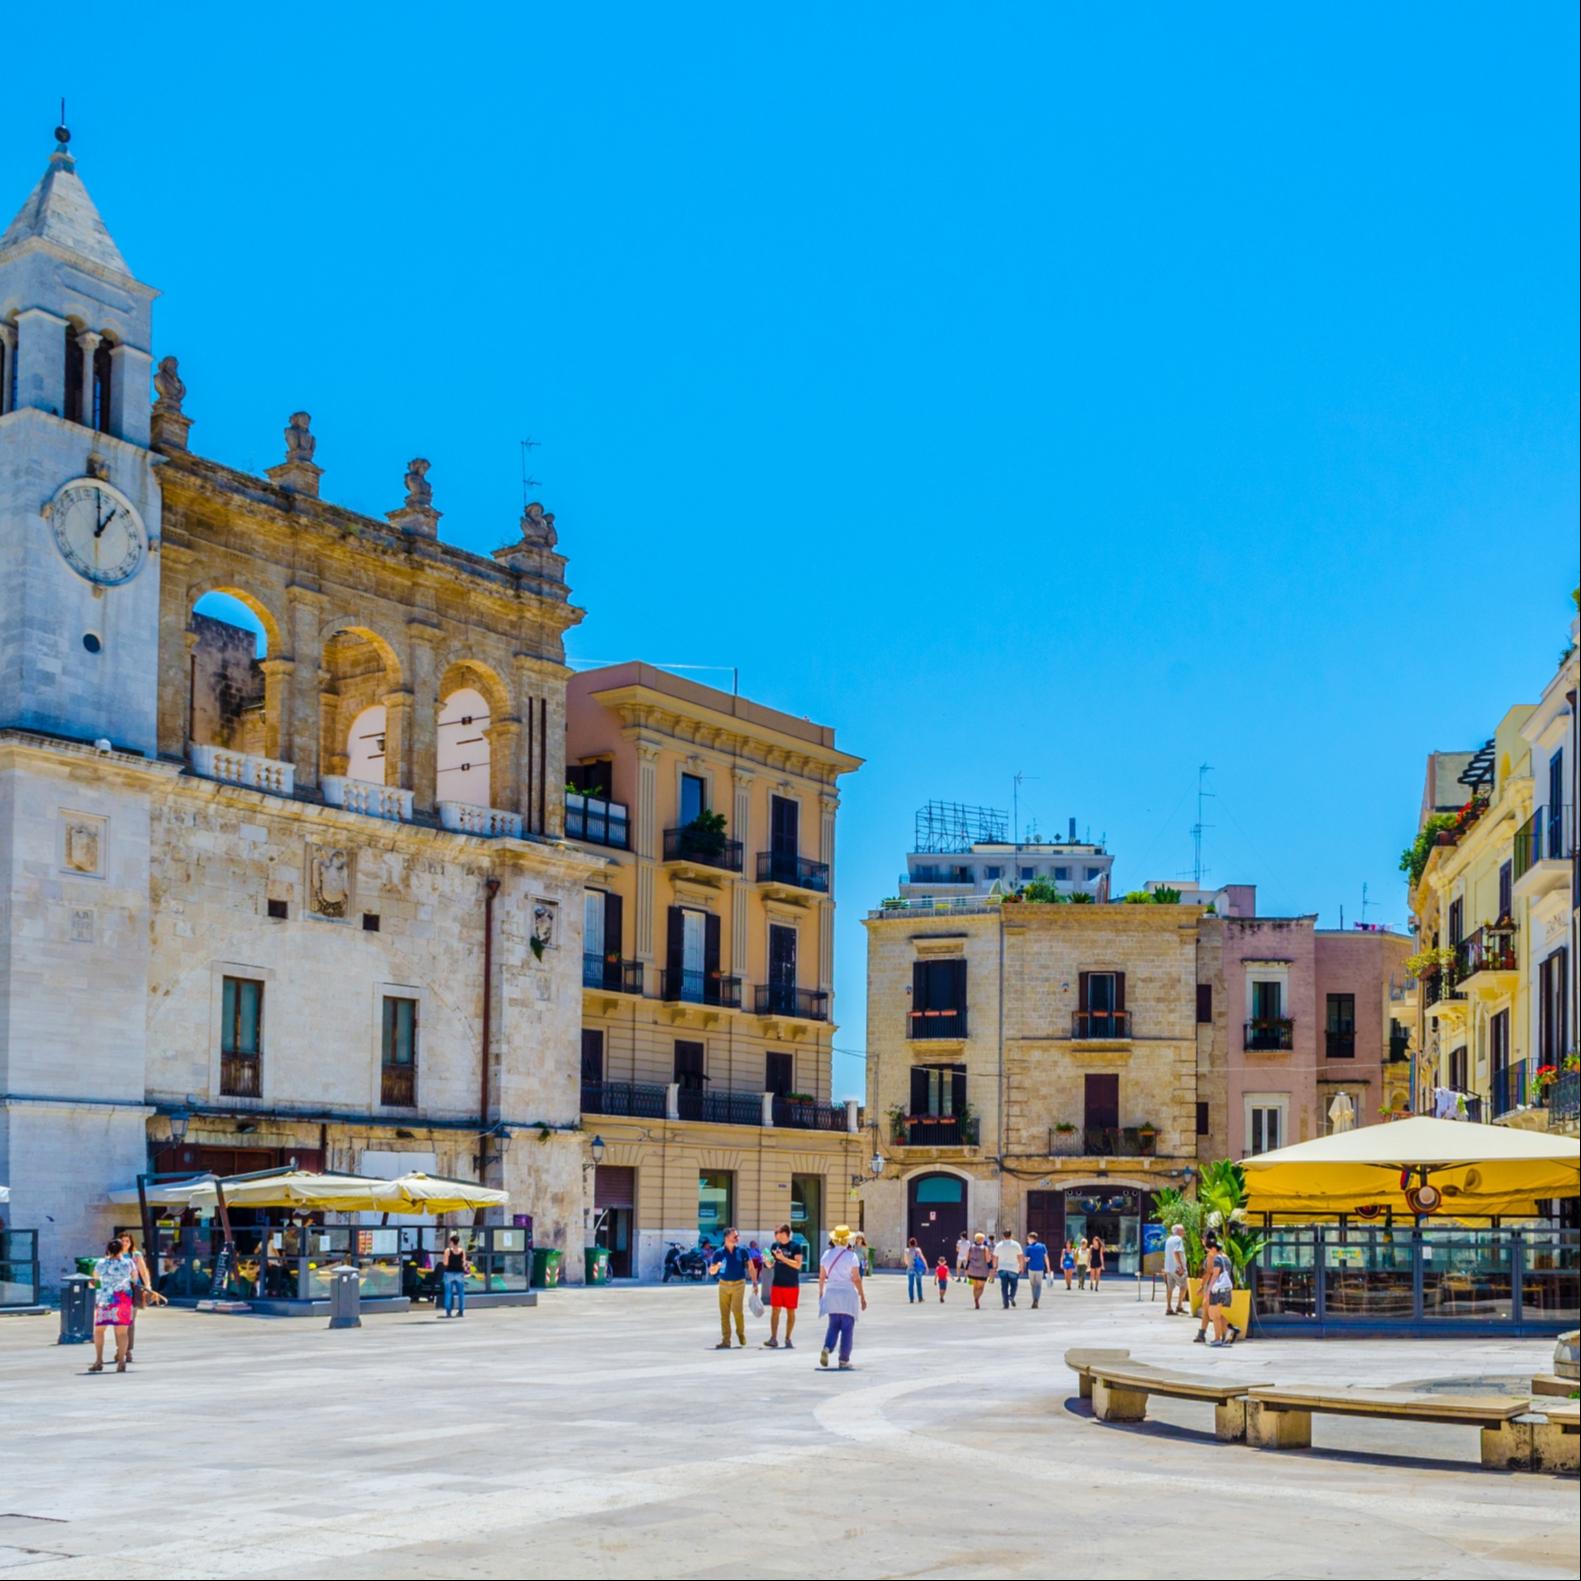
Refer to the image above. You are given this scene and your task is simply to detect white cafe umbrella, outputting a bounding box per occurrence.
[0,1183,9,1204]
[1327,1093,1357,1134]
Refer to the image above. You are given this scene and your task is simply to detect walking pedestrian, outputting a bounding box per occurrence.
[993,1228,1025,1309]
[1060,1239,1077,1291]
[707,1227,758,1349]
[1077,1235,1091,1289]
[964,1232,993,1308]
[762,1223,803,1349]
[89,1237,136,1373]
[905,1237,927,1304]
[817,1225,866,1370]
[1088,1234,1106,1291]
[935,1254,950,1302]
[1200,1231,1241,1346]
[1163,1222,1190,1316]
[1023,1231,1050,1309]
[438,1231,471,1318]
[117,1232,163,1359]
[747,1240,766,1283]
[955,1232,971,1283]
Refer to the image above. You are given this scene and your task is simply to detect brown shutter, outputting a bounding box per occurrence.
[704,911,723,1003]
[910,1066,931,1114]
[603,892,623,961]
[1114,972,1126,1011]
[666,906,684,984]
[911,960,927,1026]
[1078,971,1091,1012]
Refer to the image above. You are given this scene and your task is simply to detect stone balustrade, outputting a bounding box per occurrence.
[188,741,296,796]
[320,774,414,823]
[437,801,524,839]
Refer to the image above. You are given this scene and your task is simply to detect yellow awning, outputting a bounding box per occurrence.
[1240,1116,1580,1217]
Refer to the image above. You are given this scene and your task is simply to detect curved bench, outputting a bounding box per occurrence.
[1245,1387,1532,1469]
[1091,1363,1263,1442]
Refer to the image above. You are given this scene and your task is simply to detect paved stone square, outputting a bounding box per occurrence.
[0,1280,1576,1579]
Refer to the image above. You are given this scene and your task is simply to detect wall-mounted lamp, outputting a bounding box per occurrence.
[167,1110,190,1146]
[589,1134,606,1167]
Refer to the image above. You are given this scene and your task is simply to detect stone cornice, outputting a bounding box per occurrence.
[0,729,183,785]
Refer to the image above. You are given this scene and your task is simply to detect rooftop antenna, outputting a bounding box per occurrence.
[1012,771,1040,849]
[1191,763,1215,885]
[1360,881,1372,929]
[55,99,69,147]
[519,438,542,507]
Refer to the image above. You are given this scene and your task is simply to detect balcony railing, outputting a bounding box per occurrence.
[663,826,743,872]
[1245,1017,1295,1051]
[677,1088,763,1126]
[565,792,630,849]
[1491,1059,1531,1119]
[1422,968,1464,1007]
[772,1097,848,1131]
[189,741,295,797]
[1456,924,1517,979]
[755,984,830,1021]
[661,969,742,1008]
[438,801,522,839]
[582,953,645,994]
[894,1114,980,1147]
[1053,1125,1160,1158]
[380,1064,417,1107]
[907,1006,968,1040]
[757,851,831,892]
[1550,1070,1580,1127]
[1325,1028,1356,1060]
[220,1051,261,1098]
[1071,1009,1131,1040]
[1513,803,1572,884]
[581,1080,667,1119]
[322,775,414,823]
[1461,1094,1484,1124]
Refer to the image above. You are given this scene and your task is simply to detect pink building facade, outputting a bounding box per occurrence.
[1219,917,1411,1157]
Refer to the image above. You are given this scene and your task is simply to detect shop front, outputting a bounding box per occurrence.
[1060,1186,1151,1276]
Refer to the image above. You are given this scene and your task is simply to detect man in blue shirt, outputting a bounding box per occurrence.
[707,1227,759,1348]
[1024,1231,1052,1309]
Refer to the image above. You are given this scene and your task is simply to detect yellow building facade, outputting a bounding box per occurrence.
[564,663,863,1276]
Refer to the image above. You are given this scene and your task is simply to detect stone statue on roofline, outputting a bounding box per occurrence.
[492,499,568,599]
[519,500,557,548]
[152,356,186,415]
[402,458,433,512]
[387,456,440,539]
[266,410,323,496]
[284,411,316,464]
[149,355,194,453]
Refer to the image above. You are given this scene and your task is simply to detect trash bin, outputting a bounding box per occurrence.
[584,1247,612,1286]
[58,1275,94,1345]
[327,1264,361,1329]
[529,1248,563,1289]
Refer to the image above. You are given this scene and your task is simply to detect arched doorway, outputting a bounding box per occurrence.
[907,1172,967,1268]
[436,685,491,807]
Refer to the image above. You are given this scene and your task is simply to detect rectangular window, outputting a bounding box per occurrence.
[1449,1044,1468,1092]
[1251,979,1283,1020]
[581,1028,604,1085]
[1447,897,1464,948]
[766,1051,793,1097]
[1539,949,1569,1063]
[674,1040,706,1090]
[1196,983,1213,1024]
[1247,1102,1283,1155]
[1490,1009,1509,1075]
[908,1063,966,1118]
[1085,866,1100,880]
[1053,866,1070,880]
[910,958,967,1037]
[984,865,1002,880]
[220,976,263,1098]
[1019,866,1035,880]
[1196,1101,1210,1136]
[698,1169,733,1241]
[770,794,799,857]
[567,761,611,799]
[1325,992,1355,1058]
[1497,860,1512,922]
[381,996,418,1106]
[679,772,707,827]
[1083,1072,1119,1131]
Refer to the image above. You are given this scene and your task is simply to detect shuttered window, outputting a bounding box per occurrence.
[911,959,967,1035]
[1196,983,1213,1024]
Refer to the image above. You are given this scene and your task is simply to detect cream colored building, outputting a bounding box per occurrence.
[0,133,605,1286]
[564,663,863,1277]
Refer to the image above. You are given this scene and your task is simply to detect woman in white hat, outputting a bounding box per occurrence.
[817,1225,867,1371]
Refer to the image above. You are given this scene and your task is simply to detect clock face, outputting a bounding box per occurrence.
[48,481,148,586]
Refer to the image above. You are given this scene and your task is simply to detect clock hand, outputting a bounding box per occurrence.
[94,508,121,540]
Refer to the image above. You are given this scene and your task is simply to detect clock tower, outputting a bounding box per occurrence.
[0,124,160,754]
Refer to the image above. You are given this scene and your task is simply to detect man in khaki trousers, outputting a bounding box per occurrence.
[708,1227,758,1348]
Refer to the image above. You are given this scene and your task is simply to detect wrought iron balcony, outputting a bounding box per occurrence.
[907,1006,968,1040]
[380,1065,417,1107]
[582,953,644,994]
[1071,1009,1131,1040]
[660,968,742,1008]
[1422,968,1464,1007]
[580,1080,667,1119]
[677,1087,763,1126]
[894,1114,980,1147]
[1550,1069,1580,1128]
[1325,1028,1356,1060]
[220,1052,261,1098]
[756,851,830,892]
[1245,1017,1294,1051]
[1513,803,1571,887]
[663,826,743,872]
[754,984,829,1021]
[1491,1059,1530,1118]
[565,792,630,849]
[772,1096,847,1131]
[1387,1029,1412,1063]
[1455,924,1518,980]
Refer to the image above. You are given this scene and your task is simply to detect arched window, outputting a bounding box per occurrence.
[346,705,388,784]
[92,338,113,432]
[63,324,84,424]
[437,687,492,807]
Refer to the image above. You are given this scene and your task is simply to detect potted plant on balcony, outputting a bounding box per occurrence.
[1136,1121,1158,1157]
[1532,1064,1560,1106]
[887,1104,909,1144]
[685,808,728,863]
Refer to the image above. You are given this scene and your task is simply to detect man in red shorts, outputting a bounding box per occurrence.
[762,1222,804,1349]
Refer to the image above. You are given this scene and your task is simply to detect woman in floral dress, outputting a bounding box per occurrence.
[90,1237,136,1373]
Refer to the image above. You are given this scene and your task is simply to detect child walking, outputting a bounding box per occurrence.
[935,1256,950,1302]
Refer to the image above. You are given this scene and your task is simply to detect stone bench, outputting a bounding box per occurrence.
[1530,1399,1578,1475]
[1091,1364,1262,1442]
[1530,1373,1574,1398]
[1063,1347,1134,1400]
[1245,1387,1531,1469]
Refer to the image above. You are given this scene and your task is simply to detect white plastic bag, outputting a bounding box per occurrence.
[748,1287,765,1320]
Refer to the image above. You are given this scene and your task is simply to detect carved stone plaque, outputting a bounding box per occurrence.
[60,812,106,878]
[306,843,355,920]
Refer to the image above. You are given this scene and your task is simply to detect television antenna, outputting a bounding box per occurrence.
[1012,771,1040,849]
[1191,763,1214,885]
[519,438,542,506]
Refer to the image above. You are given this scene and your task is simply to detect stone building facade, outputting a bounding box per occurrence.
[565,663,864,1277]
[0,133,604,1286]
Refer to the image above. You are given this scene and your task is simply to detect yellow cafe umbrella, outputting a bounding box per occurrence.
[109,1169,400,1212]
[1240,1115,1580,1218]
[374,1172,510,1214]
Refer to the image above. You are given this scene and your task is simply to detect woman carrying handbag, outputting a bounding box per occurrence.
[817,1226,866,1370]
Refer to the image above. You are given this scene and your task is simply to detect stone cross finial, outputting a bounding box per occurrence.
[266,410,323,496]
[150,356,194,453]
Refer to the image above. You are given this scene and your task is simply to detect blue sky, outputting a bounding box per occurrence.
[8,7,1576,1099]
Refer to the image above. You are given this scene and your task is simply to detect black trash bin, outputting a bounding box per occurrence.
[327,1264,361,1330]
[58,1275,93,1345]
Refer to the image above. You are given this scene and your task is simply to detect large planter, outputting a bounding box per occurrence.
[1188,1278,1252,1335]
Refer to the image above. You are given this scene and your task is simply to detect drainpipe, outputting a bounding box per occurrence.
[480,877,501,1171]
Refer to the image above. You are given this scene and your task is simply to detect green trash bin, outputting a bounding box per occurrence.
[584,1247,612,1286]
[529,1248,563,1289]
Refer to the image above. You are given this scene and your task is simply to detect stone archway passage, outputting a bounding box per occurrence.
[907,1172,967,1269]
